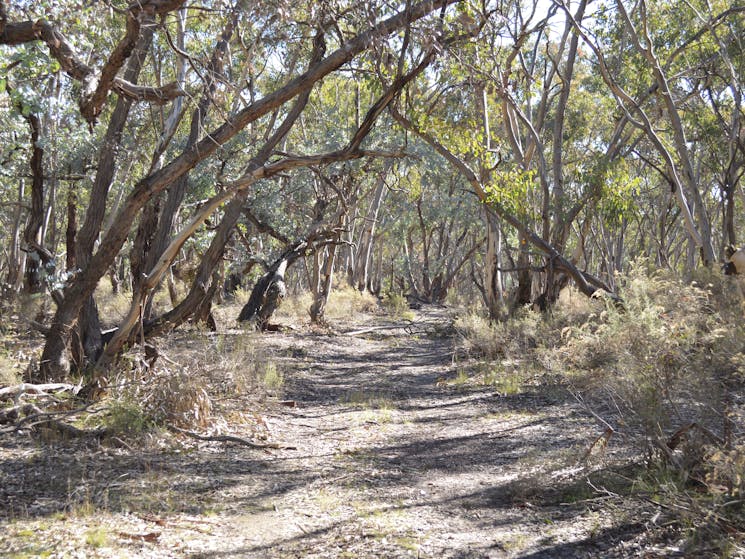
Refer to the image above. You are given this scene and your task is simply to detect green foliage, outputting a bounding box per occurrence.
[104,398,154,435]
[595,159,641,226]
[484,168,538,220]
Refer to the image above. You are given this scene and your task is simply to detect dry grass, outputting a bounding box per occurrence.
[273,285,379,324]
[324,286,379,319]
[91,327,285,438]
[454,308,543,360]
[0,349,22,386]
[456,263,745,553]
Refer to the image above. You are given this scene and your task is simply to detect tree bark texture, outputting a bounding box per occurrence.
[22,111,45,293]
[38,0,460,380]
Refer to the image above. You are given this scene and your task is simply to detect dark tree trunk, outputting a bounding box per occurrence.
[73,21,155,372]
[238,259,288,330]
[23,111,45,294]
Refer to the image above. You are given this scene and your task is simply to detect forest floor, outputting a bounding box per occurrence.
[1,305,689,558]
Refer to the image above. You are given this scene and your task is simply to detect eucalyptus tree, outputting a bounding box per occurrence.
[2,0,474,381]
[390,144,483,304]
[390,0,625,317]
[562,0,745,271]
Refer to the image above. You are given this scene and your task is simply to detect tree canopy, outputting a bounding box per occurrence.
[0,0,743,379]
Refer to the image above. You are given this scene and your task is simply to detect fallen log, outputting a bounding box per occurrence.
[0,382,77,402]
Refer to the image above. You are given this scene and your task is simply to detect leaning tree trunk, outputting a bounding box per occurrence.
[137,5,241,320]
[139,190,248,340]
[238,234,335,329]
[238,259,289,330]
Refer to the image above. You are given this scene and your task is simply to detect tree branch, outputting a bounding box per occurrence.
[0,0,187,125]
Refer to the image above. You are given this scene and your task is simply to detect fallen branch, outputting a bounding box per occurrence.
[117,531,161,543]
[667,421,725,450]
[167,424,296,450]
[0,402,107,438]
[343,324,409,336]
[0,382,77,402]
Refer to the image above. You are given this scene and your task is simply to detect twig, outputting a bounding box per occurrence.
[343,324,409,336]
[167,424,296,450]
[0,402,107,438]
[579,427,614,463]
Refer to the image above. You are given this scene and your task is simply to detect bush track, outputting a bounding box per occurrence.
[1,307,679,558]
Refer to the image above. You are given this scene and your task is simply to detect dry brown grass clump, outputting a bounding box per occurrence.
[99,328,285,437]
[455,263,745,552]
[556,265,744,552]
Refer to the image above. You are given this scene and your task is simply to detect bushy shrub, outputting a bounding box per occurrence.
[456,263,745,550]
[560,264,739,448]
[381,292,409,316]
[454,308,543,360]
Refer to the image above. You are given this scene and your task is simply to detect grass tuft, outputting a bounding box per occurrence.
[455,263,745,553]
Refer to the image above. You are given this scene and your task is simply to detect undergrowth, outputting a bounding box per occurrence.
[456,263,745,554]
[106,330,287,434]
[274,284,379,323]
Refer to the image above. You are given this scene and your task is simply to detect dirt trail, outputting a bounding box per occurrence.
[1,308,654,558]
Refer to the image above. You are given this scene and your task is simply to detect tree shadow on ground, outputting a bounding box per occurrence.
[1,316,646,558]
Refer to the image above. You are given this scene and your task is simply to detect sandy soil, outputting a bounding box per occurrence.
[0,307,679,558]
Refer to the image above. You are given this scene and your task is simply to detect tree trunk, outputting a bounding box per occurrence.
[6,179,25,292]
[513,230,533,310]
[65,185,77,271]
[310,243,338,324]
[23,111,45,294]
[484,211,505,319]
[145,191,248,338]
[238,259,288,329]
[72,20,156,372]
[352,164,388,291]
[138,6,242,319]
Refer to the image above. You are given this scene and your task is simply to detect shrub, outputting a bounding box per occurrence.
[382,292,409,316]
[455,263,745,552]
[555,263,745,550]
[454,308,543,361]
